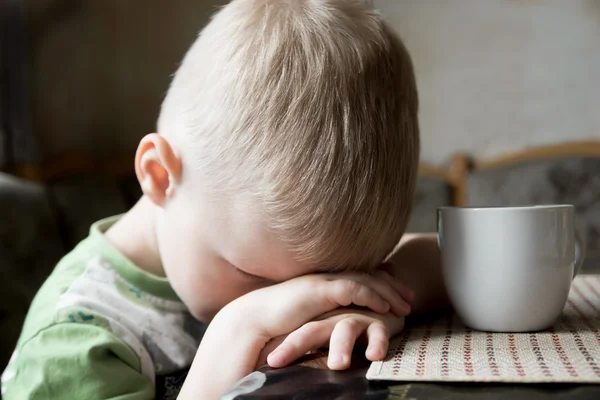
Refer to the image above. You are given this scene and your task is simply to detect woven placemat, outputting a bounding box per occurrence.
[367,275,600,383]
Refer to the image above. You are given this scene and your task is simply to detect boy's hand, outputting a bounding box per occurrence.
[263,308,405,370]
[181,269,412,399]
[227,269,412,340]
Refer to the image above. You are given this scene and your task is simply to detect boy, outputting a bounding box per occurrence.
[1,0,448,398]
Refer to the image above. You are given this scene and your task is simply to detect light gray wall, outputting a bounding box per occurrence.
[29,1,600,164]
[375,0,600,165]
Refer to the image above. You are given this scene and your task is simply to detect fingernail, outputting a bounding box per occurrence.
[394,303,410,316]
[368,346,384,360]
[268,349,284,366]
[403,303,412,315]
[329,353,348,368]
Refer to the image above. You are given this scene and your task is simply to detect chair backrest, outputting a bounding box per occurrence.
[405,163,460,233]
[464,140,600,269]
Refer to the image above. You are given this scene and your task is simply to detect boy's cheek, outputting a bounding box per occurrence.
[176,277,269,322]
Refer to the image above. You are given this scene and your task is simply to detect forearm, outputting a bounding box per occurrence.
[389,233,451,315]
[178,309,266,400]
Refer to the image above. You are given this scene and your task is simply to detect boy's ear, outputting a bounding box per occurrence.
[135,133,182,207]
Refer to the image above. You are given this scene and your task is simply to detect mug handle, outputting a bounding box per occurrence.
[573,227,586,279]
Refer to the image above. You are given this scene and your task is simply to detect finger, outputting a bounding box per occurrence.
[328,318,366,370]
[353,273,411,317]
[267,320,334,368]
[364,321,390,361]
[257,335,287,368]
[375,269,415,304]
[325,279,390,314]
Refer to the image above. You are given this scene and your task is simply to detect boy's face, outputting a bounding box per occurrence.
[155,185,316,322]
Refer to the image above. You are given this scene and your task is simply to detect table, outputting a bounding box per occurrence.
[228,270,600,399]
[227,350,600,399]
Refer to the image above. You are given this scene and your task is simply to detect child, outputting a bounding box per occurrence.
[1,0,448,398]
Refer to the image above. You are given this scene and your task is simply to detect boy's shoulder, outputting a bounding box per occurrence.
[2,217,206,399]
[19,216,206,365]
[19,217,203,349]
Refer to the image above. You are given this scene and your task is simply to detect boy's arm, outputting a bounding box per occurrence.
[388,233,451,315]
[178,272,412,399]
[244,234,449,378]
[261,235,450,371]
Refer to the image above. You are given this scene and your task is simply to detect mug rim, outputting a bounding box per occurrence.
[438,204,574,212]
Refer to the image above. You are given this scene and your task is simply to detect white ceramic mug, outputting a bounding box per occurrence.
[437,205,585,332]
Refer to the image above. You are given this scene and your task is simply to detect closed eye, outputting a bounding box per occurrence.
[227,261,265,281]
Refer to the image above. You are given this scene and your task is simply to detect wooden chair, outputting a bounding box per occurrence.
[405,163,462,233]
[462,140,600,272]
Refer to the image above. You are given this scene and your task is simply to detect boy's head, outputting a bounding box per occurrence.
[135,0,419,320]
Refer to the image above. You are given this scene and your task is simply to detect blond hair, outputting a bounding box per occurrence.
[158,0,420,270]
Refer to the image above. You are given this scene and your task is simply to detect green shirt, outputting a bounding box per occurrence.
[1,216,206,400]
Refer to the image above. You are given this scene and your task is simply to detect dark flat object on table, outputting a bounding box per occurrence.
[228,336,600,399]
[230,360,600,399]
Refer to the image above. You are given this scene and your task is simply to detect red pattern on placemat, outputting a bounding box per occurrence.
[463,329,474,376]
[570,300,600,350]
[486,333,500,376]
[565,294,600,377]
[507,334,526,377]
[415,326,432,376]
[550,328,579,377]
[585,280,600,304]
[440,314,453,376]
[572,285,600,347]
[529,333,552,378]
[368,276,600,383]
[572,329,600,377]
[582,281,600,314]
[392,331,411,374]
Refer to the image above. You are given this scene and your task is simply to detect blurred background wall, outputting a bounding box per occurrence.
[11,0,599,168]
[376,0,600,164]
[1,0,599,374]
[19,0,227,163]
